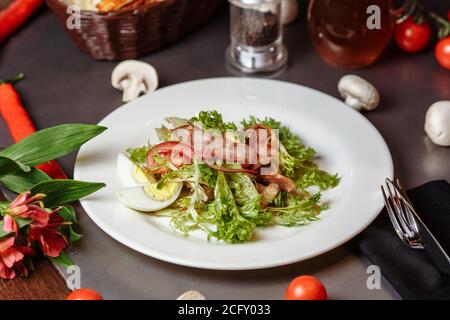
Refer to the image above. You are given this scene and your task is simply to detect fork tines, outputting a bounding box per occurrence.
[381,178,424,249]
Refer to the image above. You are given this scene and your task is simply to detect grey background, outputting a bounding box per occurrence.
[0,0,449,299]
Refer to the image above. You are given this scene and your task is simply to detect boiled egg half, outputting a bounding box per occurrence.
[115,153,182,212]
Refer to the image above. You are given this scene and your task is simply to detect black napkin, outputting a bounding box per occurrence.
[354,180,450,300]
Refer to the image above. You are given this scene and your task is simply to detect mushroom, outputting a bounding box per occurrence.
[176,290,206,300]
[111,60,158,102]
[424,101,450,147]
[281,0,298,25]
[337,75,380,111]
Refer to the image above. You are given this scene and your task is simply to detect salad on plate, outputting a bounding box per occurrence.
[115,110,339,243]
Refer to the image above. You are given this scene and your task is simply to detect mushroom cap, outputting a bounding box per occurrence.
[176,290,206,300]
[425,101,450,147]
[338,75,380,111]
[111,60,159,101]
[281,0,298,25]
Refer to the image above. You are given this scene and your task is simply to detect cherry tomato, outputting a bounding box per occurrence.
[395,18,432,53]
[65,288,103,300]
[285,275,327,300]
[447,10,450,21]
[436,37,450,70]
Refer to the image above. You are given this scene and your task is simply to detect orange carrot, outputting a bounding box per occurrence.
[0,74,67,179]
[0,0,44,44]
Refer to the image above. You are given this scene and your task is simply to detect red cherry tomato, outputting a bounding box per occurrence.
[395,18,432,53]
[436,37,450,70]
[285,275,327,300]
[447,10,450,21]
[65,288,103,300]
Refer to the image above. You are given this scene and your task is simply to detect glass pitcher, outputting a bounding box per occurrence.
[308,0,416,69]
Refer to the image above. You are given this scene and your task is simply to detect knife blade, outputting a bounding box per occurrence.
[405,199,450,277]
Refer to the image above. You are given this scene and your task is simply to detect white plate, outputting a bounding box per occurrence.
[74,78,393,270]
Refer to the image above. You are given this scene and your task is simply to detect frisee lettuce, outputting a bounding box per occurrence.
[242,115,339,190]
[191,111,237,132]
[130,111,339,244]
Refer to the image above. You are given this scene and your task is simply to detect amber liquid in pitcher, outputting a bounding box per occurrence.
[308,0,395,68]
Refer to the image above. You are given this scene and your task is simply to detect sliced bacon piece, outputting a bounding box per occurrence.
[260,183,281,206]
[205,163,258,175]
[261,173,296,193]
[171,125,194,144]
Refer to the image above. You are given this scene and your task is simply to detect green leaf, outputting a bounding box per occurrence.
[127,146,151,164]
[0,156,30,176]
[155,125,172,141]
[49,251,74,268]
[69,225,83,242]
[0,218,32,238]
[0,124,107,167]
[208,172,255,243]
[0,168,51,193]
[165,117,190,128]
[31,180,105,207]
[191,110,237,132]
[58,205,77,223]
[0,201,9,211]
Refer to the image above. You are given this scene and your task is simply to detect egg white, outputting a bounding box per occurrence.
[115,153,182,212]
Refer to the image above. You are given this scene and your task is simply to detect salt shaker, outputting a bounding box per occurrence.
[226,0,288,74]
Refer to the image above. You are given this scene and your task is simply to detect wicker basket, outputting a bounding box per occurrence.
[46,0,223,60]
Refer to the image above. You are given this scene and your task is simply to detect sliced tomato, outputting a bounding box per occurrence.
[146,141,193,173]
[170,142,193,167]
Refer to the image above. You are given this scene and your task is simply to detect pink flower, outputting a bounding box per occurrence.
[28,211,68,258]
[2,192,49,235]
[0,237,33,279]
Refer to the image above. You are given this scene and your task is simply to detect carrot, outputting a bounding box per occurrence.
[0,74,67,179]
[0,0,44,44]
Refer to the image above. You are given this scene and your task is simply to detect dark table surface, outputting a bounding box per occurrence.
[0,0,449,300]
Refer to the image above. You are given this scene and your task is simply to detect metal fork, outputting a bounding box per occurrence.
[381,178,450,276]
[381,178,424,249]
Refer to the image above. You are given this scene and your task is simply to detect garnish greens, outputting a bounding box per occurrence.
[128,111,339,243]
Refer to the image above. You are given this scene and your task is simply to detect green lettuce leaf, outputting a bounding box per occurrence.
[207,172,255,243]
[127,146,151,164]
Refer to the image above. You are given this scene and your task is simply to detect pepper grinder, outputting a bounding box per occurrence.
[226,0,288,74]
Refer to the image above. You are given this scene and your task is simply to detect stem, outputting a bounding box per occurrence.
[0,73,25,85]
[413,3,426,25]
[429,11,450,39]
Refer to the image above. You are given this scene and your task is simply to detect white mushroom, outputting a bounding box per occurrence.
[424,101,450,147]
[281,0,298,25]
[338,75,380,111]
[176,290,206,300]
[111,60,158,102]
